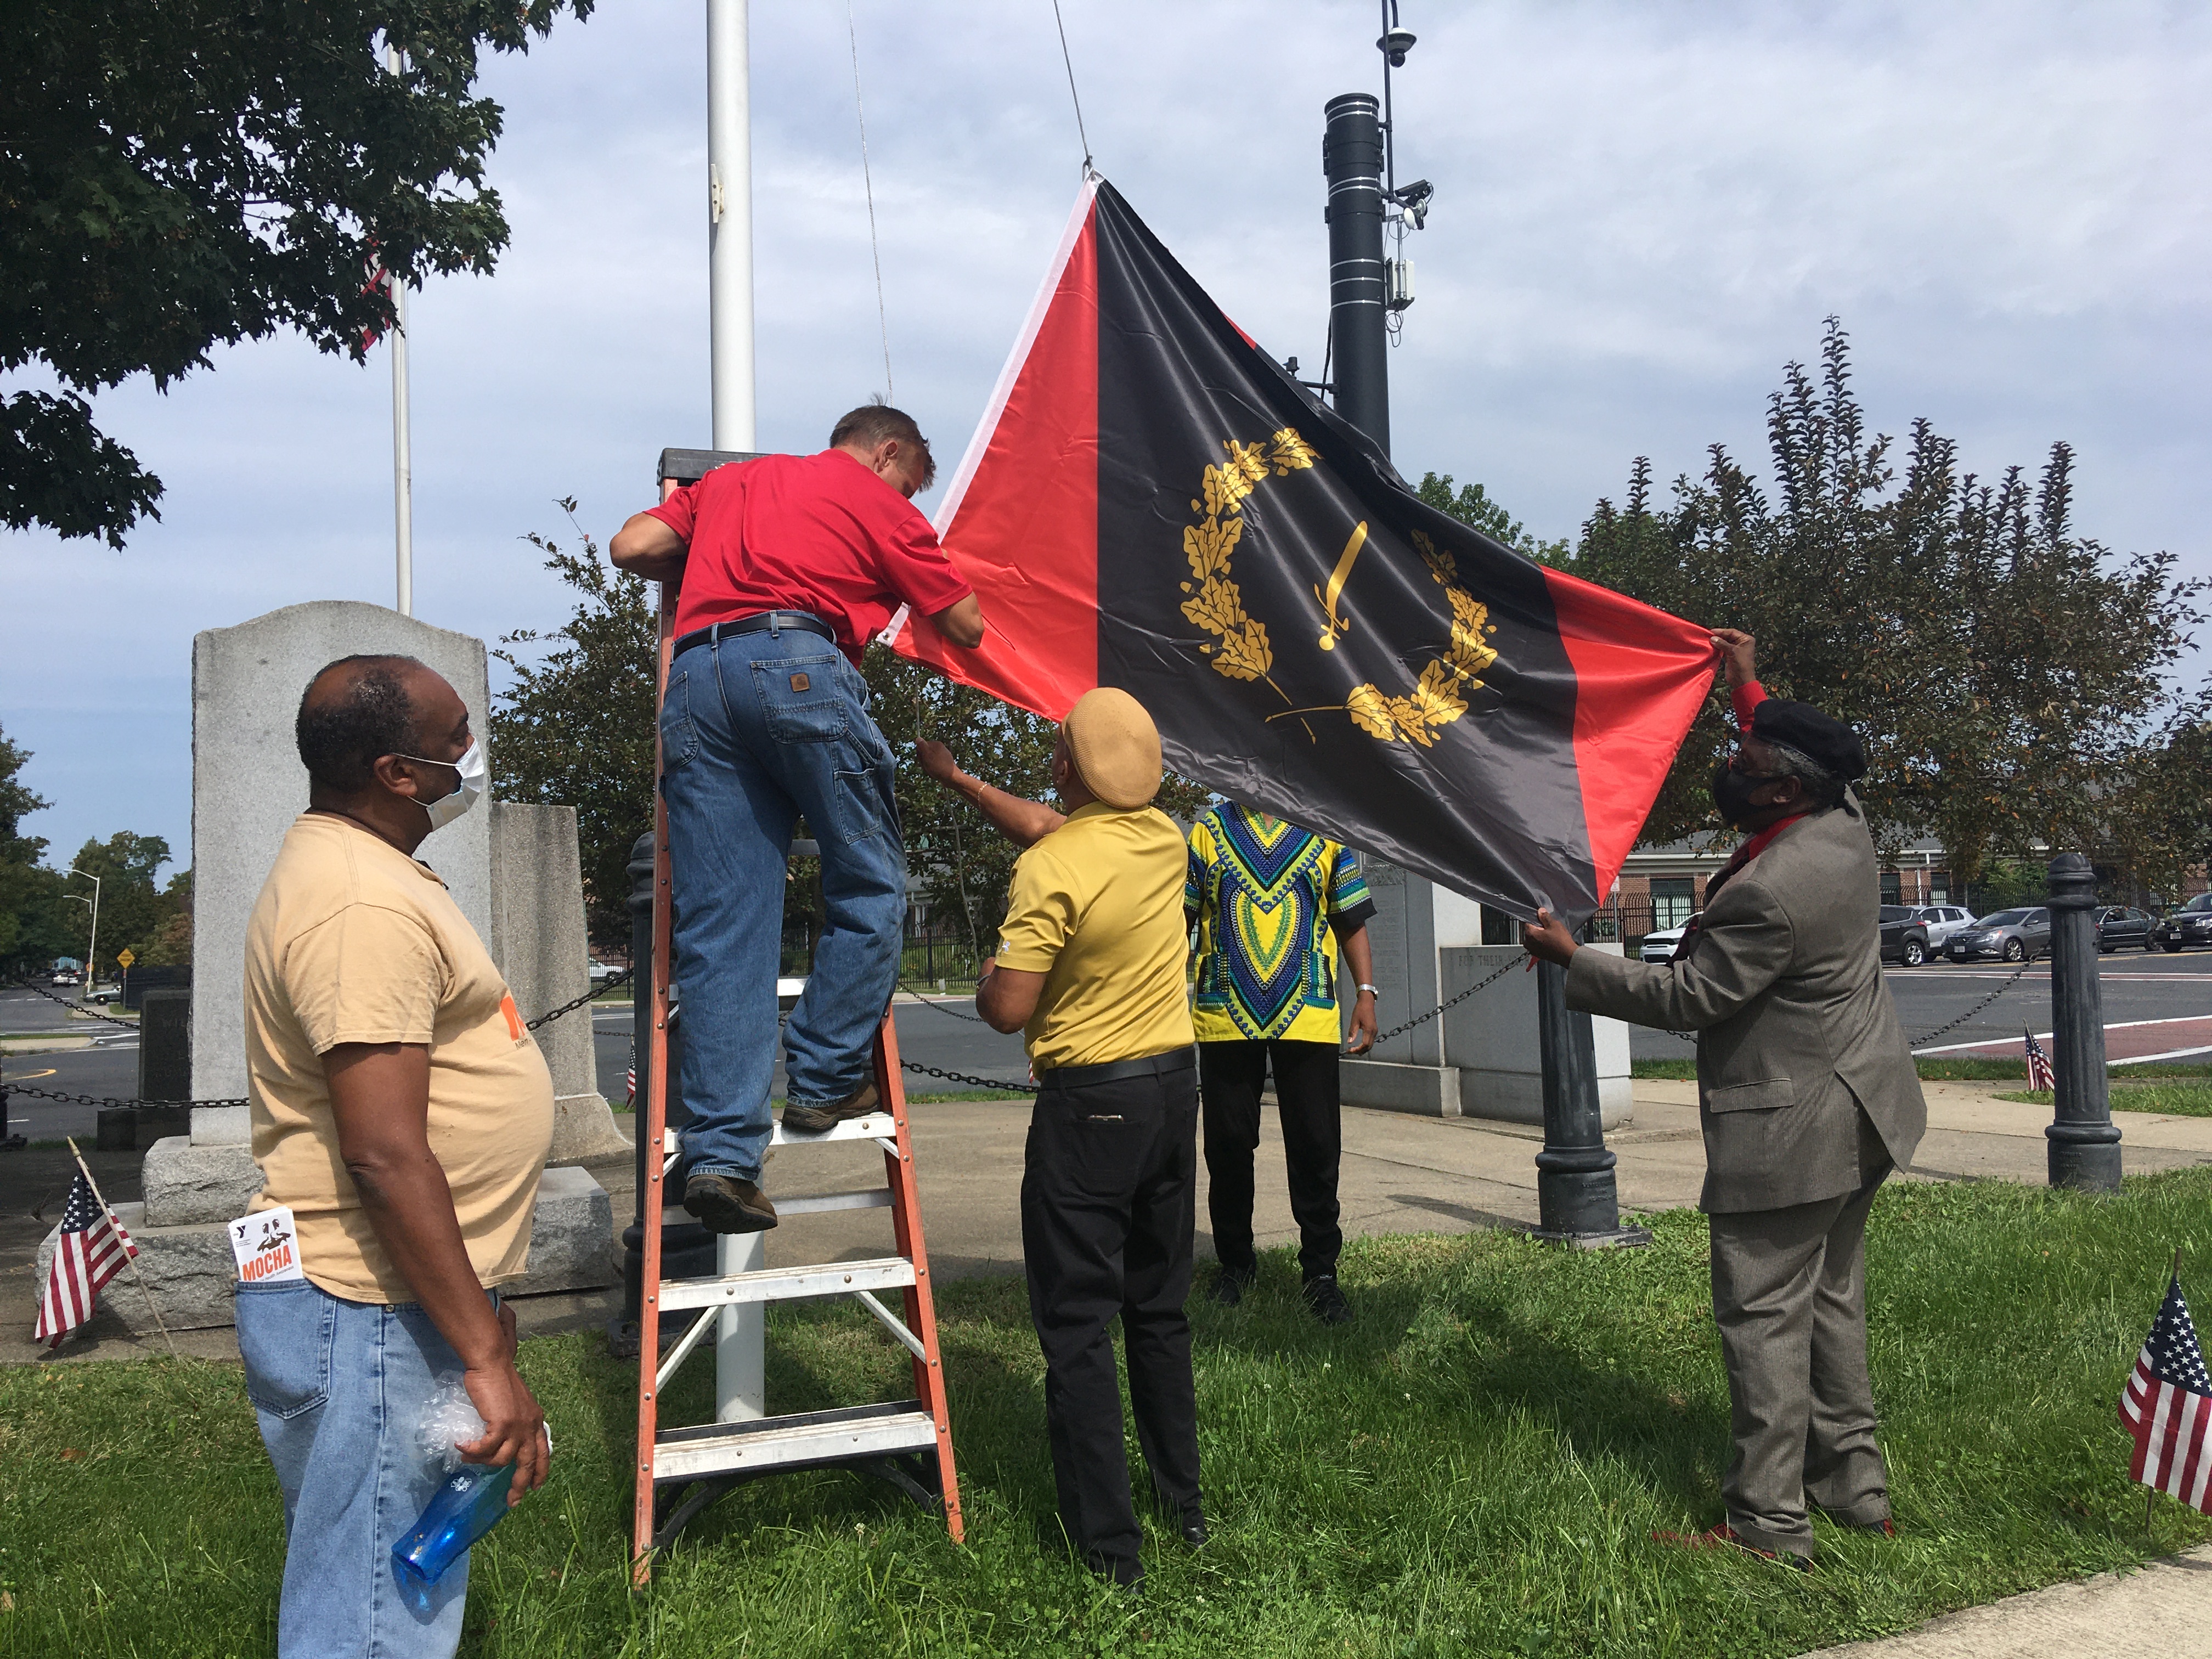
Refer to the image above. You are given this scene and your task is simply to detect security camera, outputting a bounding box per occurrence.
[1378,27,1416,67]
[1391,178,1434,230]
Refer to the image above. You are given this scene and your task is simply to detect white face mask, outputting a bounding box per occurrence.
[395,740,486,831]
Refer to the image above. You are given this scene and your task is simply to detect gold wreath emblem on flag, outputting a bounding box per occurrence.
[1177,432,1500,746]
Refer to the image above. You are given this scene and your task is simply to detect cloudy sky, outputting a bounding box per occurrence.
[6,0,2208,872]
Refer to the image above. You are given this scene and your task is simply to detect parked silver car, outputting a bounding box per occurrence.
[1945,906,2052,963]
[1911,905,1978,951]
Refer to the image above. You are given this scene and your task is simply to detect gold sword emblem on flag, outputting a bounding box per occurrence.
[1177,429,1501,746]
[1314,522,1365,650]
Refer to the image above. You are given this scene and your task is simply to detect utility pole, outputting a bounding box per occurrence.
[704,0,763,1421]
[387,43,414,617]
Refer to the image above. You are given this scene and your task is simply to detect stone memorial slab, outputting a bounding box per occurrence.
[191,601,494,1102]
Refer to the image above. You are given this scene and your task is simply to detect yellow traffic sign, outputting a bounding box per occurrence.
[116,947,136,968]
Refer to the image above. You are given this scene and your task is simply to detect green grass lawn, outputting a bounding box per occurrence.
[1998,1082,2212,1116]
[8,1175,2211,1657]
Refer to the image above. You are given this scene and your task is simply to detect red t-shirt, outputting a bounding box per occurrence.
[648,449,973,664]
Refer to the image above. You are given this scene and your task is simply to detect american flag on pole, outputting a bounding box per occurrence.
[34,1172,137,1348]
[2025,1029,2056,1093]
[2120,1269,2212,1513]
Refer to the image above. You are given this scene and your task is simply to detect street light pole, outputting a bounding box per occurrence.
[67,868,100,1000]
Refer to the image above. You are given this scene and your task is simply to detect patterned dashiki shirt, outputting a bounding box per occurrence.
[1185,802,1377,1044]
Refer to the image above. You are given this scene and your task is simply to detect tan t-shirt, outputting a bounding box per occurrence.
[242,813,555,1303]
[994,802,1196,1071]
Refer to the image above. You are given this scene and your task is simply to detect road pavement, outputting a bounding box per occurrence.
[9,952,2205,1146]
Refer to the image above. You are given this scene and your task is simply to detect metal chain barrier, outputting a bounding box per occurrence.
[526,968,632,1032]
[1908,958,2033,1050]
[3,977,138,1032]
[894,982,988,1022]
[0,1080,247,1110]
[902,1060,1035,1093]
[1,971,628,1122]
[1370,951,1529,1047]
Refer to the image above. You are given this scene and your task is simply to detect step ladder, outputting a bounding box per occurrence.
[631,452,964,1583]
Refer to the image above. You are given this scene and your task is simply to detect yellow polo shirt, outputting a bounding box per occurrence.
[994,802,1196,1071]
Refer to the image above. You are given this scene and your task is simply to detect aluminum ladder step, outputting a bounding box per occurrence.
[658,1254,916,1313]
[653,1400,939,1483]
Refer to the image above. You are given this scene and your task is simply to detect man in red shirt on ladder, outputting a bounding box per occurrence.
[611,404,986,1234]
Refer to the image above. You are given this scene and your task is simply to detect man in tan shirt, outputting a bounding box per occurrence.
[235,654,551,1659]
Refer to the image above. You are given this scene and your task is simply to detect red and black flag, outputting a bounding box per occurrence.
[888,178,1716,927]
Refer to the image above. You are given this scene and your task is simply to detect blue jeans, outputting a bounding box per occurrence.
[658,625,906,1182]
[236,1280,502,1659]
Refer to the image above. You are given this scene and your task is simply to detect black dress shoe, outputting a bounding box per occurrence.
[1180,1514,1208,1547]
[1208,1266,1255,1306]
[1303,1274,1352,1325]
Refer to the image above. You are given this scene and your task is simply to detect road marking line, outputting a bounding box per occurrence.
[1917,1014,2212,1058]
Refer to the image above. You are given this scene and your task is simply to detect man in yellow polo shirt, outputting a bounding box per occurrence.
[917,689,1199,1593]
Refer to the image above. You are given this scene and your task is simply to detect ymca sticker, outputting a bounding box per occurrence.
[229,1206,306,1284]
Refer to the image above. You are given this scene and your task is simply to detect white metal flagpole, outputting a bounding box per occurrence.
[387,42,415,617]
[704,0,764,1423]
[706,0,757,453]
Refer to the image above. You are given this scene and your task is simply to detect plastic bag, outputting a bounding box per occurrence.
[415,1378,489,1475]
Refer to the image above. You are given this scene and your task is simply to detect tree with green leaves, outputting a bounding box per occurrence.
[490,504,657,944]
[1414,472,1567,564]
[2,1,592,546]
[0,724,70,975]
[1559,321,2206,890]
[492,504,1210,957]
[62,831,184,973]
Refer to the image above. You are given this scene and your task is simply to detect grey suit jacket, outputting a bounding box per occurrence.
[1565,797,1926,1213]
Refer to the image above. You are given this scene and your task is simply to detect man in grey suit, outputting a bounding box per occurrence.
[1524,630,1925,1566]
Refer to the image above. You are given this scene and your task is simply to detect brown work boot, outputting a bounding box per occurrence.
[780,1081,880,1136]
[682,1172,777,1234]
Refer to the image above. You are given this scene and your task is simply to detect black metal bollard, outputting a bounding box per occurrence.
[2046,851,2121,1192]
[1533,956,1650,1247]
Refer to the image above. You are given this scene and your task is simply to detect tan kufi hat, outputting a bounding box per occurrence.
[1063,687,1162,809]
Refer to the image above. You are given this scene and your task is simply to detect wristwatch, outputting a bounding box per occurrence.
[1356,983,1380,996]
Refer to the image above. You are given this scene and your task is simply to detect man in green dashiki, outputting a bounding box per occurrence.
[1186,801,1378,1324]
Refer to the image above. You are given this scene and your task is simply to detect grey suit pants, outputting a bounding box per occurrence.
[1708,1114,1894,1558]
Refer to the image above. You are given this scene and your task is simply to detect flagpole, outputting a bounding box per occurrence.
[706,0,763,1424]
[65,1136,178,1358]
[387,42,415,617]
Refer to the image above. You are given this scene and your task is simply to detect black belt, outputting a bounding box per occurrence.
[673,611,836,659]
[1037,1046,1197,1091]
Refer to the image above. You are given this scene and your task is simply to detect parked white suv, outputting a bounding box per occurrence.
[1912,905,1978,951]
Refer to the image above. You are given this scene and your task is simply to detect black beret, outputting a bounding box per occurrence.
[1752,699,1867,782]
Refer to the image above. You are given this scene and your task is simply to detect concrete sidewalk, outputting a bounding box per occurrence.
[1803,1545,2212,1657]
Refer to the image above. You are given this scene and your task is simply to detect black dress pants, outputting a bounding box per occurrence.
[1199,1038,1343,1281]
[1019,1062,1203,1584]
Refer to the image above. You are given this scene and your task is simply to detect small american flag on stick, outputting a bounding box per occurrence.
[35,1172,137,1348]
[2121,1257,2212,1514]
[2025,1029,2056,1093]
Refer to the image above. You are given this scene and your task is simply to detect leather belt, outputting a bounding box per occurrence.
[673,611,836,659]
[1037,1046,1197,1091]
